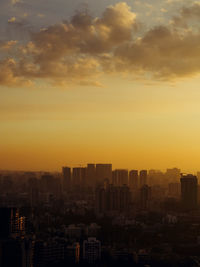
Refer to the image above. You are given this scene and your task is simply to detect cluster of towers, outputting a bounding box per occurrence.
[62,164,149,191]
[63,164,199,212]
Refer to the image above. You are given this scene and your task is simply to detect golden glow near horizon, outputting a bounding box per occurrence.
[1,0,200,172]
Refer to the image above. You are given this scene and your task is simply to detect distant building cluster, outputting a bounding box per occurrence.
[0,165,200,266]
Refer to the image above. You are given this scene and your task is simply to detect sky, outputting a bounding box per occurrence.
[1,0,200,172]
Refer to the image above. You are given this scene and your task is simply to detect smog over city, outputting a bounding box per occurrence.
[1,0,200,266]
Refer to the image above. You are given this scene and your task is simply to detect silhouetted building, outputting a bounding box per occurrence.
[168,182,181,198]
[0,208,25,239]
[140,185,151,210]
[0,208,12,238]
[129,170,138,191]
[66,242,80,264]
[40,174,61,197]
[83,237,101,264]
[166,168,181,183]
[140,170,147,187]
[0,239,31,267]
[33,239,68,267]
[180,174,198,210]
[96,164,112,185]
[148,169,164,186]
[28,177,39,207]
[95,183,130,215]
[62,167,71,192]
[86,164,96,187]
[112,169,128,186]
[72,167,87,189]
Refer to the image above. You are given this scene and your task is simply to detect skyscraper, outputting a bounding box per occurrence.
[62,167,71,192]
[95,183,130,215]
[72,167,87,189]
[140,170,148,188]
[166,168,181,183]
[112,169,128,186]
[83,237,101,264]
[86,164,96,187]
[140,185,151,210]
[180,174,198,210]
[129,170,138,191]
[96,164,112,185]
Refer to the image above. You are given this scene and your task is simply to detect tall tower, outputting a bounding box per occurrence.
[129,170,138,191]
[140,185,151,210]
[83,237,101,264]
[96,164,112,185]
[62,167,71,192]
[86,164,96,187]
[180,174,198,210]
[112,169,128,186]
[140,170,147,188]
[72,167,87,189]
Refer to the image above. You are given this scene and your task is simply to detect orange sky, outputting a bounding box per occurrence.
[1,1,200,172]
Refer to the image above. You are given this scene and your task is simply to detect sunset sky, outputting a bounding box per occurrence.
[1,0,200,172]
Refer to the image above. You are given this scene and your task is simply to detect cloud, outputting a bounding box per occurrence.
[8,17,17,23]
[0,40,18,51]
[114,25,200,79]
[0,58,32,87]
[11,0,23,5]
[171,2,200,27]
[1,2,200,88]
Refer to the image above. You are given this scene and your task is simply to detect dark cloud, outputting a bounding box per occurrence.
[171,3,200,27]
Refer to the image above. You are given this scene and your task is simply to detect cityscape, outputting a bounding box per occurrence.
[1,165,200,266]
[1,0,200,266]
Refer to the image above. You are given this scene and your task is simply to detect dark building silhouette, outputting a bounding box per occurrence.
[86,164,96,187]
[83,237,101,264]
[72,167,87,189]
[140,170,148,188]
[0,239,26,267]
[95,182,130,215]
[112,169,128,186]
[166,168,181,183]
[140,185,151,210]
[168,182,181,198]
[0,208,12,239]
[28,177,39,207]
[62,167,71,192]
[96,164,112,185]
[129,170,138,191]
[180,174,198,210]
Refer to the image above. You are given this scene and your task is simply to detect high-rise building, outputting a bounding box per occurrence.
[62,167,71,192]
[0,208,12,238]
[66,242,80,264]
[96,164,112,185]
[0,208,25,239]
[140,170,147,188]
[180,174,198,210]
[86,164,96,187]
[0,239,31,267]
[28,177,39,207]
[83,237,101,264]
[95,183,130,215]
[140,185,151,210]
[168,182,181,198]
[33,240,66,267]
[148,169,164,186]
[72,167,87,189]
[112,169,128,186]
[129,170,138,191]
[166,168,181,183]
